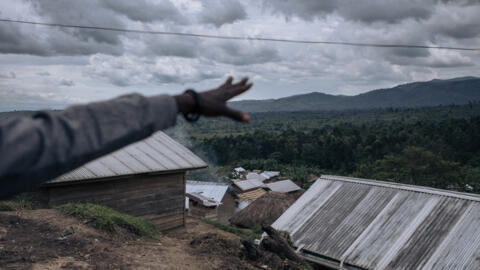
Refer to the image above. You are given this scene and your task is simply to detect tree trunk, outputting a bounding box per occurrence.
[261,225,303,263]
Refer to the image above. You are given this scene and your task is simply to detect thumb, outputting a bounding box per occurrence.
[224,107,250,122]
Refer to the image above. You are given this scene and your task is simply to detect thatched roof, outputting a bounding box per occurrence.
[230,192,297,228]
[236,188,267,202]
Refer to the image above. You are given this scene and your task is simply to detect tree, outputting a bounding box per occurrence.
[354,146,462,189]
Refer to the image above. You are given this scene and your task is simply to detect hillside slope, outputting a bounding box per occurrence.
[230,77,480,112]
[0,209,295,269]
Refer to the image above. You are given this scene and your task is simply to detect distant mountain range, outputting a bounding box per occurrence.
[230,77,480,112]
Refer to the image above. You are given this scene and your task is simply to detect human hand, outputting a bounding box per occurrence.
[175,77,253,122]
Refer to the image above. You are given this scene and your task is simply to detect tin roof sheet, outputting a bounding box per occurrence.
[264,180,301,193]
[186,180,228,203]
[260,171,280,179]
[234,179,264,191]
[186,192,221,207]
[272,175,480,270]
[48,131,207,184]
[246,172,267,182]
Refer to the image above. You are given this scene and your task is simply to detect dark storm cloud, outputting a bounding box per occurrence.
[1,0,186,56]
[0,0,124,56]
[337,0,431,24]
[142,35,200,58]
[263,0,433,23]
[30,0,124,45]
[389,48,430,58]
[59,78,75,86]
[0,22,50,56]
[427,4,480,39]
[0,71,16,79]
[205,41,280,66]
[103,0,188,24]
[0,0,249,57]
[36,71,51,76]
[199,0,247,27]
[262,1,338,21]
[151,70,221,84]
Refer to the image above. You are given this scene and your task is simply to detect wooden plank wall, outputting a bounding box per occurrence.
[47,173,186,231]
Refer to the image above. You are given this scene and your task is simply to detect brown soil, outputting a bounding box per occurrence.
[0,209,291,270]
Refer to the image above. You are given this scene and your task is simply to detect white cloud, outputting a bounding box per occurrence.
[199,0,247,27]
[0,0,479,110]
[84,54,224,87]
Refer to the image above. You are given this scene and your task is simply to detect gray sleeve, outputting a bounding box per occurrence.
[0,93,178,199]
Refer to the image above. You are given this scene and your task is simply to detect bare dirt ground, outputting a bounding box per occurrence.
[0,209,288,270]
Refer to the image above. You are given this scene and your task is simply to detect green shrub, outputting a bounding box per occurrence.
[0,204,13,211]
[203,219,260,243]
[12,193,36,210]
[57,203,157,237]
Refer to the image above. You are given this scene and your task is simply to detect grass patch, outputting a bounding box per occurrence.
[203,219,260,243]
[57,203,158,238]
[0,193,37,211]
[12,193,36,210]
[0,204,13,211]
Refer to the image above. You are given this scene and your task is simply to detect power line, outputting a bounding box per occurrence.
[1,18,479,52]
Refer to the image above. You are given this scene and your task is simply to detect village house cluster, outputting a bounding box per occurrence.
[184,167,302,227]
[28,131,480,269]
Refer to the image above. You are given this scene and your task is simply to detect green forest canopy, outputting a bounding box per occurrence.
[172,104,480,193]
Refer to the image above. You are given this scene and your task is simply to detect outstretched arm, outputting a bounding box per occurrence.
[0,77,252,199]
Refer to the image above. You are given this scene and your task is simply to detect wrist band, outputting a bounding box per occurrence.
[183,89,202,122]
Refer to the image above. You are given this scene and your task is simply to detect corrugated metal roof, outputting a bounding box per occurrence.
[234,179,264,191]
[260,171,280,180]
[186,180,228,203]
[272,175,480,270]
[186,192,221,207]
[48,131,207,184]
[246,172,267,182]
[264,180,301,193]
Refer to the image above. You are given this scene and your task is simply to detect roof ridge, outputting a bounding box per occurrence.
[320,175,480,202]
[186,180,228,186]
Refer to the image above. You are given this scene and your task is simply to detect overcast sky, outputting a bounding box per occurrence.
[0,0,479,111]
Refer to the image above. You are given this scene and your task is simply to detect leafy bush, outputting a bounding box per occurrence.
[203,218,260,243]
[57,203,157,237]
[0,204,13,211]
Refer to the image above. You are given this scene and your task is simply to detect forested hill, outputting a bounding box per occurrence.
[230,76,480,112]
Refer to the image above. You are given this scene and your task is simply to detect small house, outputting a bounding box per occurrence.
[272,175,480,269]
[185,180,235,223]
[232,179,264,193]
[38,131,207,231]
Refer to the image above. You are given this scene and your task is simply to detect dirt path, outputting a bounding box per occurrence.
[0,209,281,269]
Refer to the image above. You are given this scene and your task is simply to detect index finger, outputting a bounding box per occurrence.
[228,82,253,99]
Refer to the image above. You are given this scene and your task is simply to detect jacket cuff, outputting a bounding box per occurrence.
[147,94,178,131]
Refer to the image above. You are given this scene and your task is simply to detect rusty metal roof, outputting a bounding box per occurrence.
[48,131,207,184]
[272,175,480,270]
